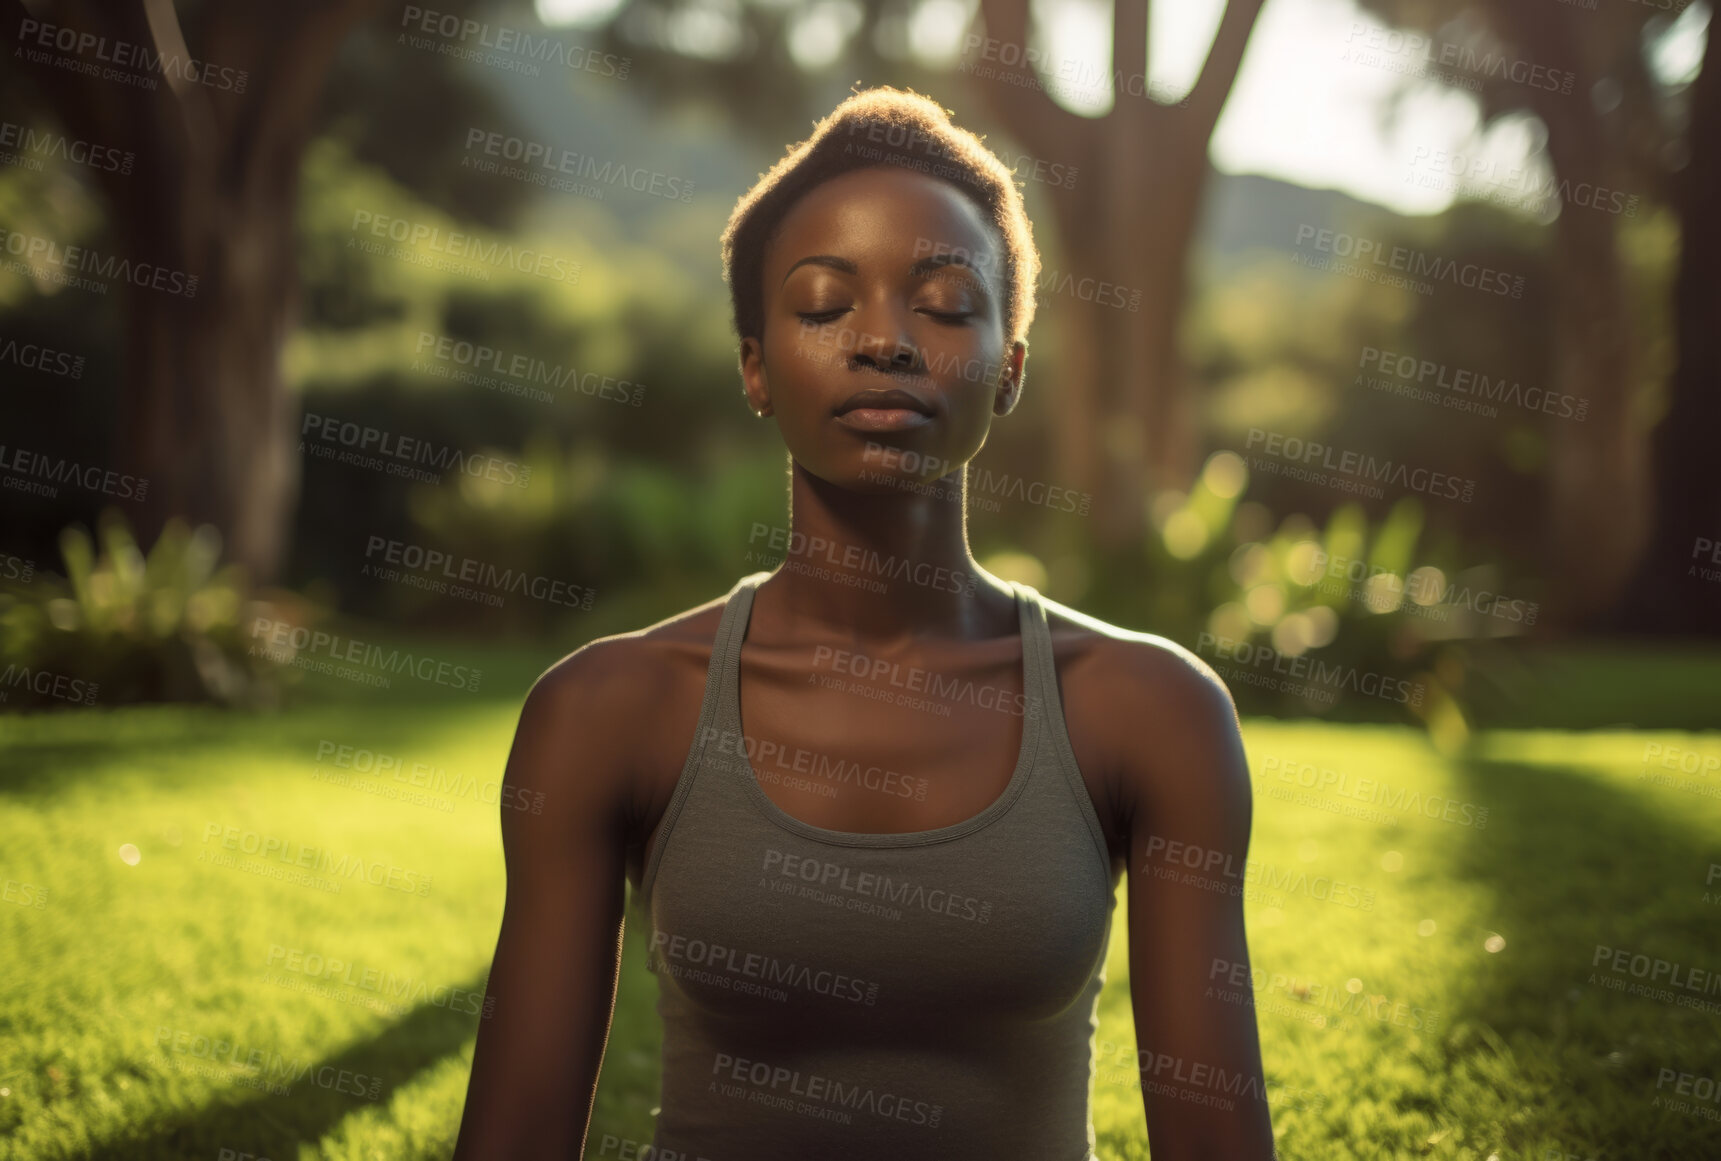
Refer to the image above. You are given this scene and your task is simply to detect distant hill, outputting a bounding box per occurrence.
[1194,169,1408,276]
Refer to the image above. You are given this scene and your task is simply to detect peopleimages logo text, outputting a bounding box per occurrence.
[747,522,977,595]
[1357,346,1588,421]
[0,228,197,297]
[200,823,431,896]
[362,535,595,610]
[1198,632,1424,707]
[349,212,579,283]
[302,412,530,487]
[15,17,250,91]
[1245,428,1476,503]
[463,129,694,202]
[247,618,483,692]
[413,332,644,405]
[1340,23,1575,95]
[0,443,148,501]
[1293,225,1524,298]
[0,120,134,173]
[399,6,631,79]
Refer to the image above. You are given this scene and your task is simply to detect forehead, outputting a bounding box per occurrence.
[766,166,1004,280]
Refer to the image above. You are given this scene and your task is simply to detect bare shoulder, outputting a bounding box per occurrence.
[528,588,731,710]
[511,587,737,822]
[1037,594,1246,821]
[1038,594,1238,727]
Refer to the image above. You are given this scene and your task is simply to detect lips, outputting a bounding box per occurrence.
[834,387,935,417]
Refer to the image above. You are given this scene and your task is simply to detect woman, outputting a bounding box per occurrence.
[452,86,1275,1161]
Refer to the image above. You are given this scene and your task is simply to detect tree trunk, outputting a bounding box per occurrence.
[116,187,302,584]
[1058,165,1205,545]
[969,0,1265,550]
[1538,153,1651,623]
[1610,16,1721,634]
[0,0,381,583]
[1488,3,1652,626]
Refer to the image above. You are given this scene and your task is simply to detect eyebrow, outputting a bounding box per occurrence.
[781,255,856,285]
[780,251,993,290]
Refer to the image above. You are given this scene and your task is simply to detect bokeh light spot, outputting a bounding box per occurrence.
[1245,583,1285,625]
[1202,450,1248,499]
[1163,509,1209,560]
[1286,540,1324,586]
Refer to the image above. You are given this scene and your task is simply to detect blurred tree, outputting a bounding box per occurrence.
[967,0,1267,548]
[1350,0,1702,623]
[0,0,389,583]
[0,0,536,585]
[1616,9,1721,635]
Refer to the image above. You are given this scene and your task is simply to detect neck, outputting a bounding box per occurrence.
[753,460,1013,641]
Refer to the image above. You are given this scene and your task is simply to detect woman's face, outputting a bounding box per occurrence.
[740,165,1026,493]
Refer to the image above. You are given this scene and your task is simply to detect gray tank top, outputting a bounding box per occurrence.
[639,570,1118,1161]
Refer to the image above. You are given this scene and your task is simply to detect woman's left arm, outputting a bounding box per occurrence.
[1113,640,1277,1160]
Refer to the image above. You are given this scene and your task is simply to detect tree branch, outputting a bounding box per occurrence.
[1113,0,1147,108]
[971,0,1091,164]
[140,0,218,158]
[1185,0,1265,138]
[232,0,386,212]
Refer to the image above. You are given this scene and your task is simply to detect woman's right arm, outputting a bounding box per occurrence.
[453,642,639,1161]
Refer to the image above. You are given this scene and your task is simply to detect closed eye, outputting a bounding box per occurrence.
[797,307,971,324]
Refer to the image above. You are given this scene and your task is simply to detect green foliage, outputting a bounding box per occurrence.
[0,509,285,709]
[1137,452,1541,744]
[284,132,759,631]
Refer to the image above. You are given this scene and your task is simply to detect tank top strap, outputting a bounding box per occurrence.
[1008,579,1110,870]
[638,571,771,905]
[1007,579,1057,728]
[708,570,771,736]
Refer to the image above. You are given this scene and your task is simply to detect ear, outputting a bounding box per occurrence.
[993,340,1027,417]
[739,335,772,417]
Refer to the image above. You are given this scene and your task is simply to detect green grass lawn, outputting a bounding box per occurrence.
[4,670,1720,1160]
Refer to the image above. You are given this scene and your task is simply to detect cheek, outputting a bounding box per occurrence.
[926,330,1005,397]
[773,325,843,387]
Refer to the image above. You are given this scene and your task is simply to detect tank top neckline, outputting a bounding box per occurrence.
[718,569,1048,849]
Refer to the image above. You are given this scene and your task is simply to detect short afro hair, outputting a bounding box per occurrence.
[720,85,1041,351]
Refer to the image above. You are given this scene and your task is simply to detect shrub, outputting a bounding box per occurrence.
[0,509,294,709]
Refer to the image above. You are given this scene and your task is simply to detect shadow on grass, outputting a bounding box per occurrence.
[1439,754,1721,1160]
[70,976,487,1161]
[0,711,255,798]
[0,702,508,801]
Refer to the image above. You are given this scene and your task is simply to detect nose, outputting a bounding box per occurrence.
[849,315,921,374]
